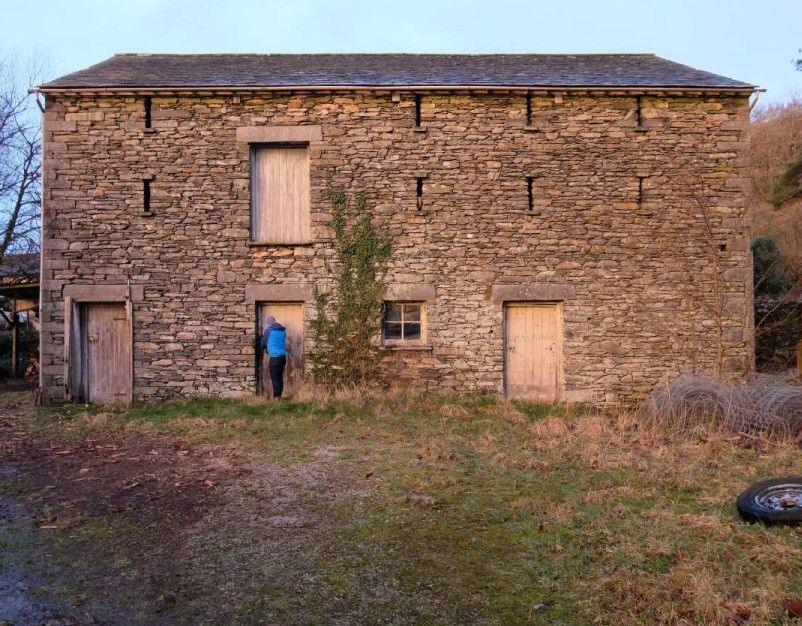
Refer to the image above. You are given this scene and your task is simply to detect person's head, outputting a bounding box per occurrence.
[266,315,276,327]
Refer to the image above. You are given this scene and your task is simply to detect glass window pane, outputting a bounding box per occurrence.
[403,322,421,340]
[385,303,402,322]
[403,304,421,321]
[384,322,402,339]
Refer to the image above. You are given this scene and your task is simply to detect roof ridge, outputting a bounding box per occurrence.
[111,52,659,57]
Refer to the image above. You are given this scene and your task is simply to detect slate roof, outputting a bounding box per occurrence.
[39,54,754,90]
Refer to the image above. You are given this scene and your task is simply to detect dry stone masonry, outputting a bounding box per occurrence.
[38,55,755,404]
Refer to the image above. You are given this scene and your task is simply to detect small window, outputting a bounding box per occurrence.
[382,302,424,343]
[251,145,311,244]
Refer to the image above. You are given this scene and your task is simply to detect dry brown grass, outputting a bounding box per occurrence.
[293,379,407,405]
[529,406,659,473]
[522,400,802,623]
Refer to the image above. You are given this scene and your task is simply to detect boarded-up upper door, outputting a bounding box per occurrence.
[251,147,310,243]
[505,303,563,401]
[83,303,132,404]
[259,303,304,396]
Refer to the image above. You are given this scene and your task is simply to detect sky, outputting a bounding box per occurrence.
[2,0,801,105]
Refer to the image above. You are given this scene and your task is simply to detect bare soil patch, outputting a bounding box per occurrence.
[2,427,247,530]
[0,393,255,624]
[0,391,371,624]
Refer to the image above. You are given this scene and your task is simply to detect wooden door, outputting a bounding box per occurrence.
[251,147,310,243]
[82,303,132,404]
[259,302,304,396]
[504,303,563,401]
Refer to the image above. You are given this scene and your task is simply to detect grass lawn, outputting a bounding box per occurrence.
[1,388,801,624]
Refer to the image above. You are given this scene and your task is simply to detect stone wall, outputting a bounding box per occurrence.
[40,90,754,403]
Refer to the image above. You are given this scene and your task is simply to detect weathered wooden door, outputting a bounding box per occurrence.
[251,147,310,243]
[82,303,132,404]
[259,303,304,396]
[504,303,563,401]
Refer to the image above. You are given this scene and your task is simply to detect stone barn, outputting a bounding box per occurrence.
[36,54,756,404]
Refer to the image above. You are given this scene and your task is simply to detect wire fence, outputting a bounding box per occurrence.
[644,375,802,439]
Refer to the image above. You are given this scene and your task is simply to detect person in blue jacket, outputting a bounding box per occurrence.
[262,315,288,398]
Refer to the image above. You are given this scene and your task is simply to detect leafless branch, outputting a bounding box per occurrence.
[690,190,726,375]
[0,53,42,270]
[756,276,802,329]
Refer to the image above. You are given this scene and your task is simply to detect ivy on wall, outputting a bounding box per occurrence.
[310,192,392,387]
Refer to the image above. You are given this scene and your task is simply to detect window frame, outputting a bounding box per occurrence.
[249,142,311,245]
[381,301,427,346]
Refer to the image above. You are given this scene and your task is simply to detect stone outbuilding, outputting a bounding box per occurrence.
[35,53,757,404]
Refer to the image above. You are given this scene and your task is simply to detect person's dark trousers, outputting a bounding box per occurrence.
[268,355,286,398]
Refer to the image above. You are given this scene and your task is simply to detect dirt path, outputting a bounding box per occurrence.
[0,390,364,624]
[0,479,111,625]
[0,394,256,624]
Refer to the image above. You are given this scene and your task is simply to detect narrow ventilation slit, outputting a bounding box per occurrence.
[635,95,647,130]
[143,179,152,214]
[414,94,422,128]
[526,92,532,126]
[526,176,535,212]
[144,96,152,128]
[416,177,424,211]
[637,176,648,211]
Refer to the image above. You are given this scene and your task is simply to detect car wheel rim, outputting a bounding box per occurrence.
[754,484,802,511]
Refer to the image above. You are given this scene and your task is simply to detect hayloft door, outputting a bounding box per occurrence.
[258,303,304,396]
[504,303,563,401]
[81,303,132,404]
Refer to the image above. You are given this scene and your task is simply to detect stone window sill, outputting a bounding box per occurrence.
[634,126,649,133]
[247,241,314,248]
[413,126,428,133]
[381,342,433,352]
[523,126,539,133]
[143,128,157,134]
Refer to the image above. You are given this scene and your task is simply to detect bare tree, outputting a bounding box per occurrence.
[0,54,41,270]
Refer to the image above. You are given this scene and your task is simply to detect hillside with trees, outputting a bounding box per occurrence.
[749,92,802,371]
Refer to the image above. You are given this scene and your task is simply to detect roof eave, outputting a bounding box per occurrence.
[33,84,759,96]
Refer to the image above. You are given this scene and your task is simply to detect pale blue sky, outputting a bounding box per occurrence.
[4,0,801,104]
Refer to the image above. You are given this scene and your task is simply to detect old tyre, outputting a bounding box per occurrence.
[737,477,802,526]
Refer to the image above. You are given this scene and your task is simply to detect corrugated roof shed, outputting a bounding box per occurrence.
[38,53,754,90]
